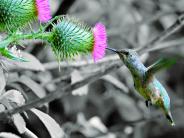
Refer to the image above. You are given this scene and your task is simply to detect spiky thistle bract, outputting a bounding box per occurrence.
[48,16,107,62]
[0,0,51,32]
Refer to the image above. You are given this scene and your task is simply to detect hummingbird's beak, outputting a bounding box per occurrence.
[106,47,120,53]
[106,47,129,56]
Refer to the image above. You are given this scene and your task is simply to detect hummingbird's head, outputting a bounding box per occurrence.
[106,47,139,63]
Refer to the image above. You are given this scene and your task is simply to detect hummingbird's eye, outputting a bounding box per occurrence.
[124,52,129,56]
[126,52,129,55]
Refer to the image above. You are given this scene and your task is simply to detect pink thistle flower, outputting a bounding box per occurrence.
[92,23,107,62]
[36,0,52,22]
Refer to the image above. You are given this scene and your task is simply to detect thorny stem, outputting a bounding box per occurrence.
[14,32,51,40]
[38,15,64,32]
[0,15,63,48]
[0,32,52,48]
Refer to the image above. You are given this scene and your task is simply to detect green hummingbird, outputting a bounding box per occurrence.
[106,47,176,126]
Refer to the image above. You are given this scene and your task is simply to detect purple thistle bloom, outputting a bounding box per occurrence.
[36,0,52,22]
[92,23,107,62]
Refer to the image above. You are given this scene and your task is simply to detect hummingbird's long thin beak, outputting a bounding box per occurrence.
[106,47,119,53]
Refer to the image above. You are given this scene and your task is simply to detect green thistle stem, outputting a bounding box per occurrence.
[0,32,52,48]
[15,32,52,41]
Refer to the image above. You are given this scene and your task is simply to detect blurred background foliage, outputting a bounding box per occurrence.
[1,0,184,138]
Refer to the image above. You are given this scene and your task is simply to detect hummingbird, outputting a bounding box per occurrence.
[106,47,176,126]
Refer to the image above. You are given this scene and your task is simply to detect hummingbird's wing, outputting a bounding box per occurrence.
[145,58,176,82]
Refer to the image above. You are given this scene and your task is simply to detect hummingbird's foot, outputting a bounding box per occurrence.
[145,100,152,108]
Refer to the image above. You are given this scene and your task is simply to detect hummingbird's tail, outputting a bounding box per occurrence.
[165,111,175,126]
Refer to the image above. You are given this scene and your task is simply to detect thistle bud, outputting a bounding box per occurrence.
[0,0,51,32]
[48,16,107,62]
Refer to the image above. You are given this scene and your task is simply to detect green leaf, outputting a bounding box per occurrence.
[0,132,21,138]
[0,47,27,62]
[30,108,65,138]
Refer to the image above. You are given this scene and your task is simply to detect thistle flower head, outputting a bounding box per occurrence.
[48,16,107,62]
[0,0,51,32]
[49,16,94,61]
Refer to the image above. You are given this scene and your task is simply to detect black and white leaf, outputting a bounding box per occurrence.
[1,89,25,106]
[71,70,88,96]
[12,114,26,134]
[0,132,21,138]
[0,67,6,95]
[19,75,46,98]
[30,108,65,138]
